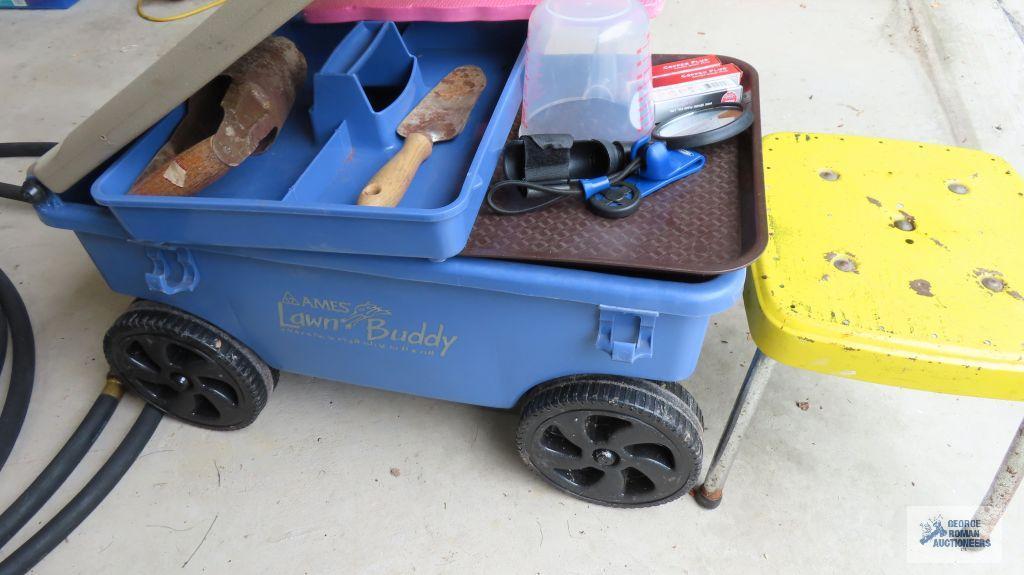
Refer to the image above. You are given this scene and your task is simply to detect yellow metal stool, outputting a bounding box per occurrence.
[695,134,1024,538]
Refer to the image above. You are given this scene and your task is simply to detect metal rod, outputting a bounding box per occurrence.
[973,417,1024,539]
[695,349,775,509]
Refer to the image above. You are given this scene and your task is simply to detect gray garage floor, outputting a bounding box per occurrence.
[1,1,1022,573]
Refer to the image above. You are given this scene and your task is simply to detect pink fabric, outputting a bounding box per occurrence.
[304,0,664,23]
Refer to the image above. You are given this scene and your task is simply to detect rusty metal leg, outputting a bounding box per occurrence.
[972,417,1024,540]
[695,349,775,510]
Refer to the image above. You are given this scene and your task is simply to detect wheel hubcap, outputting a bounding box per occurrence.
[115,334,247,427]
[169,374,189,392]
[593,449,618,467]
[529,410,689,505]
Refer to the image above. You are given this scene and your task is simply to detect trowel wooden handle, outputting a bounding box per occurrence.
[357,132,433,207]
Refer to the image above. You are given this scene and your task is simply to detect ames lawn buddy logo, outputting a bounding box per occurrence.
[277,292,459,358]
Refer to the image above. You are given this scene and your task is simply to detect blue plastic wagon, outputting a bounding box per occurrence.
[24,7,753,507]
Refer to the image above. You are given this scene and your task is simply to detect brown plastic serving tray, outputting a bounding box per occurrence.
[460,54,767,278]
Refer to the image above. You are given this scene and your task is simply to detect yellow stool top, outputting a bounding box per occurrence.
[747,133,1024,400]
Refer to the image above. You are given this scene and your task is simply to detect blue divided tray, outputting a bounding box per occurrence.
[91,20,526,260]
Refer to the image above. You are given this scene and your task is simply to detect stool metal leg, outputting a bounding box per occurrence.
[695,349,775,509]
[972,417,1024,539]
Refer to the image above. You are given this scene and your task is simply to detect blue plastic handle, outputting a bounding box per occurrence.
[626,143,706,199]
[580,176,612,199]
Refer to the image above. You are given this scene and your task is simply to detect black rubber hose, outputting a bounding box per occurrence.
[0,141,50,463]
[0,385,122,550]
[0,405,162,575]
[0,270,34,475]
[0,143,55,158]
[0,142,55,202]
[0,312,7,376]
[0,183,24,202]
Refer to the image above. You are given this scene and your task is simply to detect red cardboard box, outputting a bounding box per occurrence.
[651,60,744,123]
[652,55,722,78]
[653,63,743,90]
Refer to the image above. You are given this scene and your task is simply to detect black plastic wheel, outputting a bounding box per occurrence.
[103,301,273,430]
[516,375,703,508]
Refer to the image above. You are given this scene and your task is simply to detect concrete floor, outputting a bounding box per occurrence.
[1,1,1022,573]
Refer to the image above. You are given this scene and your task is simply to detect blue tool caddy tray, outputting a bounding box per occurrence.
[90,20,526,261]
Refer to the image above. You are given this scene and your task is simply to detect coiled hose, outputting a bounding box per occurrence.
[0,143,51,473]
[0,270,163,574]
[0,143,164,574]
[0,379,121,549]
[0,270,34,475]
[0,406,163,575]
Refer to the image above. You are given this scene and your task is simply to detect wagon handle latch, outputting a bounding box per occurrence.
[596,305,658,363]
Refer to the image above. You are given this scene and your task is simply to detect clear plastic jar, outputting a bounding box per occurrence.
[521,0,653,143]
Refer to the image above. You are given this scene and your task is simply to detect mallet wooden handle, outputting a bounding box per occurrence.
[357,132,433,207]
